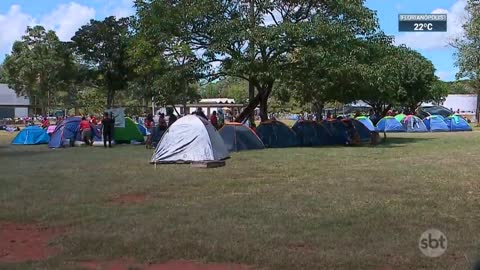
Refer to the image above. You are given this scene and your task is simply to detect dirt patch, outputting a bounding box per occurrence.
[78,259,252,270]
[110,193,147,205]
[0,222,64,263]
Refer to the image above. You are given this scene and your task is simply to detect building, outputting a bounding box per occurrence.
[423,94,477,122]
[0,84,30,118]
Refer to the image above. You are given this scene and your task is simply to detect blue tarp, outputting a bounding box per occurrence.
[376,117,406,132]
[12,126,49,145]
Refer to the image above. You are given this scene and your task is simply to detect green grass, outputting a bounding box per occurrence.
[1,131,480,269]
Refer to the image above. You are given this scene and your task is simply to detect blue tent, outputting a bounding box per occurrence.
[355,116,376,132]
[321,120,349,145]
[137,123,147,136]
[376,117,406,132]
[257,120,297,148]
[403,115,428,132]
[219,122,265,152]
[292,120,333,146]
[445,115,472,131]
[48,117,100,148]
[346,119,372,143]
[11,126,49,145]
[423,115,449,132]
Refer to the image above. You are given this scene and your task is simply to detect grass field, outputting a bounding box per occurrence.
[1,130,480,269]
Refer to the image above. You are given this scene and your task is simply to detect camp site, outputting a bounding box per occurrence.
[1,1,480,270]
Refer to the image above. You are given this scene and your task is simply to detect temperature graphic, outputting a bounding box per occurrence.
[398,14,447,32]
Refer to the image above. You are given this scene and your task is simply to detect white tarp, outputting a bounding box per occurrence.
[106,108,125,128]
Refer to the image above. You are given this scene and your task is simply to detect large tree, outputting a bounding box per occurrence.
[394,47,438,112]
[72,16,132,109]
[0,65,7,83]
[135,0,378,121]
[129,29,202,113]
[2,26,75,115]
[453,0,480,121]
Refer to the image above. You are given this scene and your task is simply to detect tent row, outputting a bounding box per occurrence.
[11,117,145,146]
[373,115,472,133]
[150,116,375,163]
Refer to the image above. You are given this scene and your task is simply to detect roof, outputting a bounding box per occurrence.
[0,84,30,106]
[199,98,235,104]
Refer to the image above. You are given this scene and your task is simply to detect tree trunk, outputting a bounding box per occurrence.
[235,91,261,123]
[183,102,187,116]
[172,105,180,116]
[106,89,114,109]
[312,101,324,121]
[259,93,269,122]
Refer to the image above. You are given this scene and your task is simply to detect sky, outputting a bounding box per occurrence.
[0,0,468,81]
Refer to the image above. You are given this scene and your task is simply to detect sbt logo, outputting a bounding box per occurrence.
[418,229,447,257]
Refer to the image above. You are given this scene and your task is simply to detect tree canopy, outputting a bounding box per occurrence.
[72,16,133,109]
[0,1,449,118]
[134,0,378,121]
[2,26,75,115]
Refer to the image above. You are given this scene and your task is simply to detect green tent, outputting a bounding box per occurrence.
[395,114,406,122]
[114,117,145,143]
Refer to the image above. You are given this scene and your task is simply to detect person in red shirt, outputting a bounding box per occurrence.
[89,114,97,125]
[144,114,155,149]
[210,111,218,129]
[41,116,50,129]
[79,116,92,146]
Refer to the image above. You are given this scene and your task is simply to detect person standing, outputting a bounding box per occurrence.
[196,107,208,120]
[217,109,225,129]
[79,116,92,146]
[167,111,177,127]
[158,113,167,131]
[41,116,50,129]
[144,114,155,149]
[210,111,218,129]
[101,112,114,148]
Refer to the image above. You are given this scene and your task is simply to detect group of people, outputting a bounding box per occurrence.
[78,113,116,148]
[143,110,178,149]
[142,107,227,149]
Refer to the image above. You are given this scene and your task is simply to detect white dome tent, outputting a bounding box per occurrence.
[150,115,229,164]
